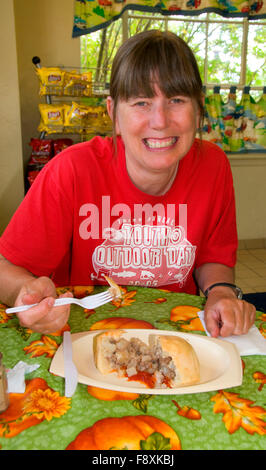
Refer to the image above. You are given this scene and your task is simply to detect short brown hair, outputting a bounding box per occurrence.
[109,30,204,140]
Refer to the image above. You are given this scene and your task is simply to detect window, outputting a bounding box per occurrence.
[80,12,265,100]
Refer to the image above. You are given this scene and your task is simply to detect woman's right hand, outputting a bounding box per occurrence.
[14,276,73,334]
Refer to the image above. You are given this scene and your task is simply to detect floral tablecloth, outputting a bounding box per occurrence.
[0,285,265,450]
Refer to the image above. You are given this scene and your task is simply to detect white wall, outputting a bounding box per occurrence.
[230,155,266,241]
[0,0,24,234]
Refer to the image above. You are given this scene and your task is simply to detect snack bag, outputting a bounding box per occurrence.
[64,71,92,97]
[84,106,105,130]
[64,102,90,133]
[26,163,45,187]
[28,139,53,164]
[96,109,112,134]
[53,138,73,155]
[38,104,65,134]
[28,154,51,165]
[85,106,112,134]
[35,67,65,96]
[27,169,41,186]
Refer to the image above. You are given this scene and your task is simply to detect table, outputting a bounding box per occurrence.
[0,285,265,451]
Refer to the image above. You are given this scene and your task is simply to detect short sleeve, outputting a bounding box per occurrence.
[0,156,74,278]
[195,155,238,269]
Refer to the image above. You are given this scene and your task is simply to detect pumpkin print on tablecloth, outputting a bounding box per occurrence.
[87,385,139,401]
[90,317,155,330]
[66,415,181,450]
[55,286,94,298]
[0,378,70,438]
[170,305,204,332]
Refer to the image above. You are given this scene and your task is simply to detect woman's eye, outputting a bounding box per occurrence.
[171,98,184,104]
[134,101,148,107]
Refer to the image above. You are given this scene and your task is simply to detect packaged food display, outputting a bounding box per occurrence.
[64,71,92,97]
[35,66,92,97]
[28,138,53,164]
[64,102,90,133]
[36,67,65,96]
[53,138,73,155]
[27,168,43,186]
[97,109,112,134]
[29,138,53,156]
[26,138,73,189]
[38,104,65,134]
[34,60,111,138]
[37,101,112,135]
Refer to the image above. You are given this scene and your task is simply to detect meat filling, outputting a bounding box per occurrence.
[105,336,177,388]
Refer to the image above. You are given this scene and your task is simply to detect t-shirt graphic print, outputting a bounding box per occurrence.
[91,221,196,288]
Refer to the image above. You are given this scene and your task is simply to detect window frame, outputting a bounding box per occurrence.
[121,10,265,93]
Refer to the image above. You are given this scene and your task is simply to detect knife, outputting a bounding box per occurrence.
[63,331,78,397]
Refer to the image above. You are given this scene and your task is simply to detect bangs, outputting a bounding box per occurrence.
[110,31,202,101]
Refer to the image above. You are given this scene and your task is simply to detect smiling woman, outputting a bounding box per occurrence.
[106,31,203,195]
[108,30,204,145]
[107,87,200,195]
[0,29,256,338]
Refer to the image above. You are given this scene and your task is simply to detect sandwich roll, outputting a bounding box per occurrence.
[94,329,125,376]
[149,334,200,386]
[94,330,200,388]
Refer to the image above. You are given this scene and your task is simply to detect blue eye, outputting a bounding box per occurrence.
[135,101,148,107]
[171,98,184,104]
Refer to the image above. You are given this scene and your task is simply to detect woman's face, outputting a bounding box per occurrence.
[107,84,200,177]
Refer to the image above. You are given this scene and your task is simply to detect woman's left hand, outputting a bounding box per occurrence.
[204,291,256,338]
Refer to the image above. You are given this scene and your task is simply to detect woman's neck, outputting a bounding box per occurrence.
[125,160,179,196]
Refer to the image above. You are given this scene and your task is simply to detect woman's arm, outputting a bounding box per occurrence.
[194,262,235,293]
[194,262,256,337]
[0,254,37,306]
[0,254,72,334]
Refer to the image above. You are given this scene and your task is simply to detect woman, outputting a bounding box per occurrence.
[0,30,255,336]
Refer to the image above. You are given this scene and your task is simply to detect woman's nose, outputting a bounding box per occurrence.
[149,103,169,129]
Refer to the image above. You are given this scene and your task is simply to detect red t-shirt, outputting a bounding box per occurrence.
[0,137,237,294]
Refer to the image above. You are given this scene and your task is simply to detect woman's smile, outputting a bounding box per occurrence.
[143,136,179,150]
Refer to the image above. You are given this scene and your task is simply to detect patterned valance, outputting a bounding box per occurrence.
[73,0,266,37]
[202,86,266,153]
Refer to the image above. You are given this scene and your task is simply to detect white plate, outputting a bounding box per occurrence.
[50,329,242,395]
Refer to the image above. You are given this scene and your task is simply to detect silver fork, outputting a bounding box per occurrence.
[5,290,113,314]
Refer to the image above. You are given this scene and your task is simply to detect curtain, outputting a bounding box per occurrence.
[73,0,265,37]
[202,87,266,152]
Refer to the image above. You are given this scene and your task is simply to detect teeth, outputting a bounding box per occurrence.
[144,137,177,149]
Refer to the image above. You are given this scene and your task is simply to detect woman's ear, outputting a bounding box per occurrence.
[106,96,114,121]
[106,96,120,135]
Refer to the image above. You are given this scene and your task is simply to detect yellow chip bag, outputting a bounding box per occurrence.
[64,71,92,97]
[64,102,90,133]
[36,67,65,96]
[38,104,65,134]
[85,106,104,126]
[96,109,112,134]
